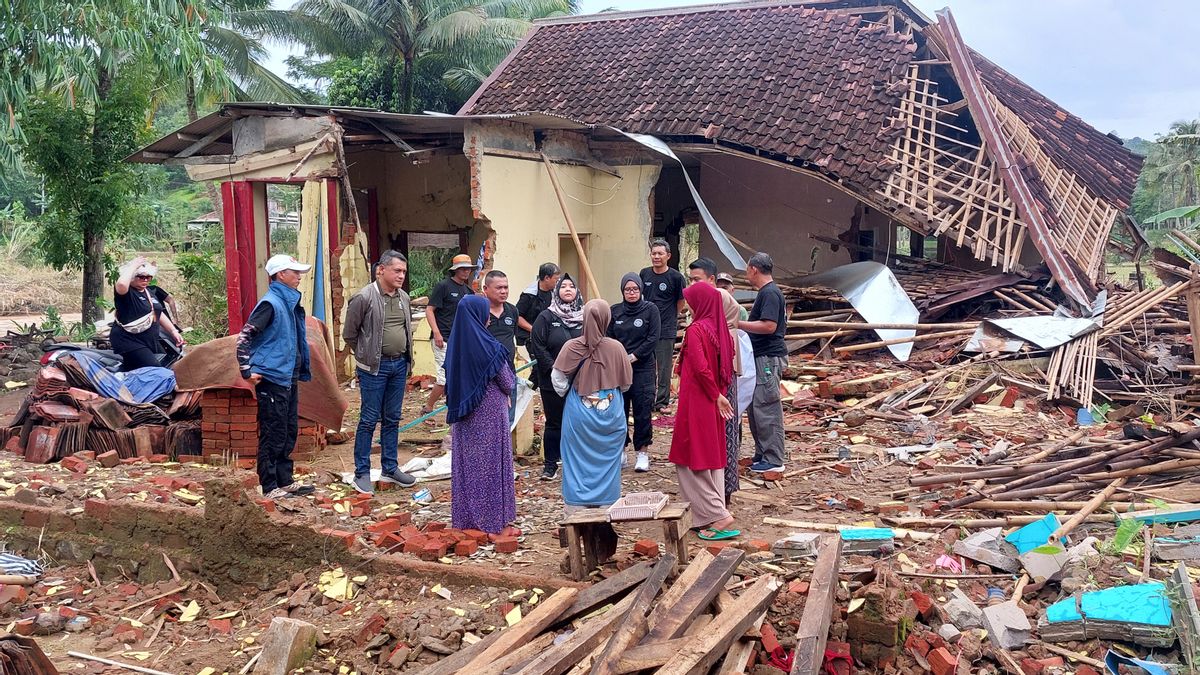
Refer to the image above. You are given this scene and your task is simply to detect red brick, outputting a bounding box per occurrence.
[633,540,660,557]
[742,539,771,554]
[493,536,519,554]
[375,533,405,549]
[424,521,447,533]
[83,498,110,520]
[256,499,276,513]
[21,509,49,528]
[319,528,357,549]
[463,528,488,544]
[147,454,169,463]
[178,455,204,464]
[454,540,479,556]
[403,536,428,554]
[706,542,734,556]
[120,457,146,465]
[905,632,931,658]
[876,501,907,515]
[928,647,956,675]
[909,590,935,620]
[355,613,387,646]
[1074,667,1101,675]
[208,618,233,634]
[366,518,407,535]
[60,455,89,474]
[787,580,809,595]
[12,619,34,636]
[1000,386,1020,408]
[760,623,781,653]
[0,585,28,606]
[97,450,120,468]
[761,470,784,481]
[845,496,865,510]
[73,451,96,461]
[831,463,852,476]
[58,605,78,619]
[419,541,448,561]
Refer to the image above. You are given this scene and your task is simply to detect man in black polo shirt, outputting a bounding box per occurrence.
[738,252,787,472]
[483,270,518,363]
[639,239,685,410]
[422,253,477,414]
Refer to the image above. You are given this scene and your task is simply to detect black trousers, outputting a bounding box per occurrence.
[540,385,566,469]
[256,379,298,493]
[624,366,655,451]
[119,346,160,371]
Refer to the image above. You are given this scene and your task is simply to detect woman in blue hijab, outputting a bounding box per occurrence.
[446,295,516,533]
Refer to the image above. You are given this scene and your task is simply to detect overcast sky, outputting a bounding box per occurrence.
[265,0,1199,140]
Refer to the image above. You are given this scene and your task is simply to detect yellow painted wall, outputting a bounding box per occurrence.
[345,149,474,250]
[478,155,661,304]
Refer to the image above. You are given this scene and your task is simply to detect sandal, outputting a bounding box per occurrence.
[697,528,740,541]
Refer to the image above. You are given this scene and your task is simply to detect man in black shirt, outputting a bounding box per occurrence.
[738,252,788,473]
[639,239,685,410]
[515,263,559,387]
[483,270,519,363]
[423,253,477,414]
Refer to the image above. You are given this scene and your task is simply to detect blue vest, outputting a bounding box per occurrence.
[247,281,311,388]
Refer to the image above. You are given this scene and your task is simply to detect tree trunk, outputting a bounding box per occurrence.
[402,55,415,113]
[188,76,223,216]
[81,228,106,325]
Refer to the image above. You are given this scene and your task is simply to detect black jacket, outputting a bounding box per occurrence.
[607,301,660,370]
[528,309,582,387]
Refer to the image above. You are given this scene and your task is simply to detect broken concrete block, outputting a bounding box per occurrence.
[942,589,983,630]
[772,532,822,557]
[1018,548,1068,583]
[254,617,318,675]
[952,527,1020,573]
[980,601,1031,650]
[840,527,895,556]
[937,624,961,643]
[1039,581,1175,648]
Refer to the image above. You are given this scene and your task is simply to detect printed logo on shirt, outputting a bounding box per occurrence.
[450,292,460,297]
[634,318,644,327]
[551,322,561,327]
[658,282,667,291]
[614,319,624,325]
[504,317,513,325]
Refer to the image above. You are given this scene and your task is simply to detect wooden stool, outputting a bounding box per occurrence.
[558,502,691,581]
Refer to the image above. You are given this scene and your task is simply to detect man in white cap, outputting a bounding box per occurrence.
[421,253,477,414]
[236,254,317,500]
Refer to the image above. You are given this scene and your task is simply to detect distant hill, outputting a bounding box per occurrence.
[1124,136,1152,156]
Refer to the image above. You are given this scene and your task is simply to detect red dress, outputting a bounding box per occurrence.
[668,325,729,471]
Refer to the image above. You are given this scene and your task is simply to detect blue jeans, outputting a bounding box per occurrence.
[354,357,408,477]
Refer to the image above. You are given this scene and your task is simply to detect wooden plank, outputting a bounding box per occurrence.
[559,502,688,526]
[590,555,676,675]
[717,612,766,675]
[642,547,746,643]
[476,631,555,675]
[565,525,585,581]
[656,575,781,675]
[460,587,579,670]
[791,535,843,675]
[511,593,635,675]
[175,123,231,158]
[647,550,714,634]
[556,561,655,626]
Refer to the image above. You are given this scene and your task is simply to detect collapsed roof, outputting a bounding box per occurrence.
[461,0,1143,311]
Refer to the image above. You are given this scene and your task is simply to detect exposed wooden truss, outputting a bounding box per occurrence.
[880,63,1120,288]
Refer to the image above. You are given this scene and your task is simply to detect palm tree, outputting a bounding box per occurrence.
[292,0,574,113]
[1141,118,1200,227]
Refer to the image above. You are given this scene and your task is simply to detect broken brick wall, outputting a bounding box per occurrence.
[200,389,326,461]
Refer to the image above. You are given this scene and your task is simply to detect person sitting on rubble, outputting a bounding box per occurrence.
[111,256,184,372]
[342,250,419,495]
[553,299,632,563]
[528,274,584,481]
[236,254,317,501]
[607,273,659,473]
[446,295,516,534]
[671,282,739,541]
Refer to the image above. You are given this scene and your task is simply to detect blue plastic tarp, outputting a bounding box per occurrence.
[66,352,176,404]
[1045,582,1172,627]
[1104,649,1173,675]
[840,528,894,541]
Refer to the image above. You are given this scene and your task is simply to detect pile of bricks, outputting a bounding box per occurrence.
[200,389,326,461]
[354,510,521,561]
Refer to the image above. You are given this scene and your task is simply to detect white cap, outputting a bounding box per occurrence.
[265,254,312,276]
[135,262,158,277]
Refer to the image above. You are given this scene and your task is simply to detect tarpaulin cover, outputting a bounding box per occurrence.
[171,316,348,431]
[1046,582,1172,627]
[65,353,176,404]
[792,261,920,361]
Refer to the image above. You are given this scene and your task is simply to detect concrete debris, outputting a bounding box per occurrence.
[254,617,318,675]
[980,601,1030,650]
[941,589,984,630]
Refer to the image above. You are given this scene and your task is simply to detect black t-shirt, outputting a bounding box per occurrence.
[150,286,173,322]
[608,301,660,370]
[487,302,519,361]
[748,281,788,358]
[515,287,552,345]
[639,267,685,339]
[429,278,471,339]
[111,287,163,353]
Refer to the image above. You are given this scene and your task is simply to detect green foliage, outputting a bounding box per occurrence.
[325,55,466,113]
[1130,117,1200,227]
[175,251,229,340]
[1105,518,1142,554]
[19,70,154,274]
[0,202,39,263]
[406,248,459,298]
[1027,544,1065,555]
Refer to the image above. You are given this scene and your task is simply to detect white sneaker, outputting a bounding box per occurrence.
[621,451,630,468]
[635,452,650,473]
[264,488,289,500]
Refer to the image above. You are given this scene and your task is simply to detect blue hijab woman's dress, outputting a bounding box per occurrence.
[446,296,516,534]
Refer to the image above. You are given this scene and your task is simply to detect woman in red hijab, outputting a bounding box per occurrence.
[669,282,739,540]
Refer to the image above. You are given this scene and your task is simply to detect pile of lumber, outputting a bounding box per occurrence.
[417,540,841,675]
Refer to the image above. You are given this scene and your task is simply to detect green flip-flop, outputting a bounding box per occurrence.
[697,528,741,541]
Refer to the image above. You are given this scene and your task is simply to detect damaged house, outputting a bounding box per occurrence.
[131,0,1164,407]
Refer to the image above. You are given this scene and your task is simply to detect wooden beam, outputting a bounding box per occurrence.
[590,555,676,675]
[176,124,231,159]
[556,560,654,627]
[656,575,781,675]
[417,630,503,675]
[641,547,746,643]
[512,593,635,675]
[460,587,579,670]
[931,9,1094,311]
[644,549,714,635]
[791,535,843,675]
[187,139,332,182]
[540,152,602,300]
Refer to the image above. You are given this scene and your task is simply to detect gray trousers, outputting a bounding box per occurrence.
[653,338,675,407]
[748,355,786,467]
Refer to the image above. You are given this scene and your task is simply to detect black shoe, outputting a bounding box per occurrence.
[282,483,315,496]
[540,466,559,481]
[380,469,417,487]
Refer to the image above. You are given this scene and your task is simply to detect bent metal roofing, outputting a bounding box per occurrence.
[460,0,1141,211]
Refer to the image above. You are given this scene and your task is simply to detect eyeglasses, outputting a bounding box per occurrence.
[623,286,640,293]
[136,275,153,280]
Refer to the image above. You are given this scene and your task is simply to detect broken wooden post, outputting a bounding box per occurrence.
[1048,476,1127,543]
[656,575,781,675]
[1188,265,1200,368]
[461,586,579,670]
[791,534,843,674]
[590,554,676,675]
[540,152,602,301]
